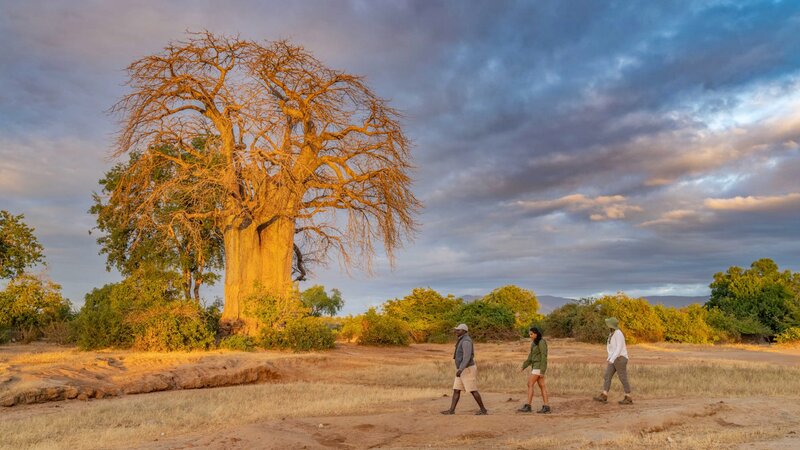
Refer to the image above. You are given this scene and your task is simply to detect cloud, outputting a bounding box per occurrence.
[704,193,800,212]
[516,194,642,221]
[2,0,800,310]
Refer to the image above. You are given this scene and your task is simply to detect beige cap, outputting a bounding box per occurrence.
[454,323,469,331]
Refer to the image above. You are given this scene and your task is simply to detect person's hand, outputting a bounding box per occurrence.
[456,369,463,377]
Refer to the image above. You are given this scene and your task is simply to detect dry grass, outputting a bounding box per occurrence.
[0,383,440,450]
[346,360,800,398]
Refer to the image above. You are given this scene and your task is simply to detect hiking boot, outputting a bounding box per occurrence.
[536,405,551,414]
[593,393,608,403]
[618,396,633,405]
[517,404,532,413]
[440,409,455,415]
[475,409,489,415]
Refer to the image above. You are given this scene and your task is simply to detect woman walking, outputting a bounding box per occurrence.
[518,326,551,414]
[594,317,633,404]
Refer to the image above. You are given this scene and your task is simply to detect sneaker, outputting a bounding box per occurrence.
[517,404,532,413]
[475,409,489,415]
[593,393,608,403]
[440,410,455,415]
[536,405,551,414]
[618,396,633,405]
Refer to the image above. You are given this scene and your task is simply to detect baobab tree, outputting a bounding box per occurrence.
[109,32,419,331]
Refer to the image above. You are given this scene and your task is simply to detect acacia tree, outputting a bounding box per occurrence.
[110,32,419,331]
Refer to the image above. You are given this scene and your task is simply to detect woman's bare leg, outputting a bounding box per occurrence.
[537,376,549,405]
[527,375,539,405]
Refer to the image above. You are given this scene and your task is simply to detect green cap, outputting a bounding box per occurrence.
[605,317,620,329]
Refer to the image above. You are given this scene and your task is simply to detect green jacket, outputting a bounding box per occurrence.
[521,339,548,375]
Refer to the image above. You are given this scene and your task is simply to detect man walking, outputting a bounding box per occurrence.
[441,324,488,415]
[594,317,633,405]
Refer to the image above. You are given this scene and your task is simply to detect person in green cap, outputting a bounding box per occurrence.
[518,326,550,414]
[593,317,633,405]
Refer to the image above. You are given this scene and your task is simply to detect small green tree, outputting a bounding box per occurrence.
[300,285,344,317]
[481,285,542,331]
[706,259,800,336]
[0,211,45,280]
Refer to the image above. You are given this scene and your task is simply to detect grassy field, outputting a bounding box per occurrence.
[2,340,799,449]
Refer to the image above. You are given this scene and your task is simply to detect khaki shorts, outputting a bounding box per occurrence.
[453,365,478,392]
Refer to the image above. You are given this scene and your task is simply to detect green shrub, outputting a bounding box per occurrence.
[0,274,72,342]
[382,288,461,343]
[654,304,714,344]
[481,285,542,332]
[571,301,607,343]
[705,307,771,342]
[73,271,217,351]
[219,334,255,351]
[282,317,336,351]
[244,287,309,333]
[352,308,410,346]
[776,327,800,344]
[597,293,664,344]
[452,301,516,342]
[544,302,581,338]
[128,300,215,351]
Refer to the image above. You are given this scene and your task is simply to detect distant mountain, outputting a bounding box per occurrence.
[456,294,708,313]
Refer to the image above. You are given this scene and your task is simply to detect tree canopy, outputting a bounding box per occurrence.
[300,285,344,317]
[706,258,800,335]
[0,211,45,280]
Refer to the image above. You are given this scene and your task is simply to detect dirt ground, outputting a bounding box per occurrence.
[2,340,799,449]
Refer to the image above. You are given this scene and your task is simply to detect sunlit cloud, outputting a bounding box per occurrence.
[516,194,642,221]
[704,193,800,212]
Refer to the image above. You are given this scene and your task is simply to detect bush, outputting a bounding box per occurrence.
[654,304,714,344]
[452,301,516,342]
[597,294,664,344]
[481,285,542,332]
[282,317,336,351]
[0,274,72,342]
[776,327,800,345]
[73,271,217,351]
[345,308,410,346]
[41,320,73,345]
[571,301,608,343]
[219,334,255,351]
[705,307,771,342]
[382,288,461,343]
[544,302,580,338]
[244,287,309,333]
[128,300,215,351]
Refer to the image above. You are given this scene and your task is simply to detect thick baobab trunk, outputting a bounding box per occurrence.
[221,217,295,333]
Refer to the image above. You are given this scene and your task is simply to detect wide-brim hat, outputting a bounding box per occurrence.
[454,323,469,331]
[605,317,620,329]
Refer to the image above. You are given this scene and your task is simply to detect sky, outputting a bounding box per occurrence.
[1,0,799,314]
